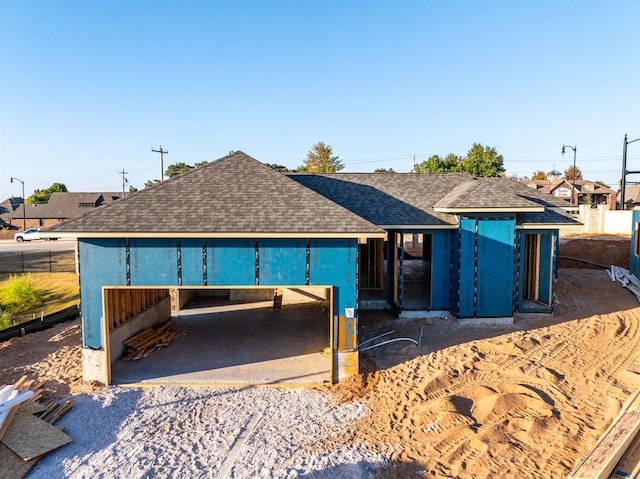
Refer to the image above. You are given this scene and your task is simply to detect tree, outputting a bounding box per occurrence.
[595,180,609,188]
[299,142,344,173]
[25,182,68,204]
[461,143,505,177]
[165,162,193,178]
[265,163,292,172]
[532,170,547,180]
[414,146,503,176]
[374,167,396,173]
[564,165,583,181]
[414,153,461,173]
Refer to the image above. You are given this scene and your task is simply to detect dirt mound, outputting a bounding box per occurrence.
[559,236,629,269]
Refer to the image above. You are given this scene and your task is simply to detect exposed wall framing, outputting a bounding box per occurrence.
[103,288,170,331]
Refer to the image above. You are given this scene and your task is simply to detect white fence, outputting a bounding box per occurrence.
[559,205,632,237]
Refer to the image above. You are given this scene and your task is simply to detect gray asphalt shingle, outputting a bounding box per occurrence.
[47,151,383,235]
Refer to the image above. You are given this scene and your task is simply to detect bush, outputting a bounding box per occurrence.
[0,310,11,329]
[0,274,45,314]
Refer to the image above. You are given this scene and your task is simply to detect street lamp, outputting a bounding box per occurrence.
[620,134,640,210]
[561,145,578,205]
[10,177,26,231]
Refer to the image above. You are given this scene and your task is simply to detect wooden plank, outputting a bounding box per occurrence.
[0,443,35,479]
[571,388,640,479]
[611,431,640,478]
[1,412,72,461]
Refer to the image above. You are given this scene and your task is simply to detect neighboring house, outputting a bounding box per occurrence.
[0,196,23,218]
[3,192,122,229]
[46,151,578,386]
[521,178,616,209]
[619,184,640,210]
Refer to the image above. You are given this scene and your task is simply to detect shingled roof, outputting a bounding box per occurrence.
[434,177,575,211]
[47,151,384,237]
[7,192,122,221]
[289,173,474,227]
[289,173,576,227]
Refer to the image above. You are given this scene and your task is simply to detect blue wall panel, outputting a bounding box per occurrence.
[450,230,461,317]
[309,239,358,349]
[181,239,204,286]
[259,239,306,285]
[430,231,451,309]
[476,219,515,317]
[207,239,255,285]
[631,210,640,277]
[130,239,178,285]
[77,236,360,352]
[458,219,477,317]
[537,233,552,304]
[78,239,127,349]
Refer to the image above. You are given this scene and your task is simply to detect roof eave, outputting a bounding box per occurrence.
[378,224,458,230]
[517,222,581,229]
[45,231,387,240]
[434,207,545,213]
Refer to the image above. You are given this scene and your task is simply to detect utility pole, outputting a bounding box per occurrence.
[412,154,416,172]
[119,169,128,196]
[151,145,168,182]
[621,134,640,209]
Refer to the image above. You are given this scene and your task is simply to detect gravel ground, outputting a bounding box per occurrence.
[29,386,387,479]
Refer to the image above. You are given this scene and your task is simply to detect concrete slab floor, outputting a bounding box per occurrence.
[111,299,332,386]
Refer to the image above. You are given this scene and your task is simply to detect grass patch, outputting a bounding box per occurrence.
[0,272,79,327]
[0,274,44,312]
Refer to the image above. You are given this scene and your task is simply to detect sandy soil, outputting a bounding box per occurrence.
[1,237,639,478]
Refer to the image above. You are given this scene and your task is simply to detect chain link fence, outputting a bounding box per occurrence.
[0,250,76,275]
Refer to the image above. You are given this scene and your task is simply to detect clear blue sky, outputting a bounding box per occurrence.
[1,0,639,200]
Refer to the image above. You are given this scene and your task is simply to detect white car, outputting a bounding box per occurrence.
[14,228,57,242]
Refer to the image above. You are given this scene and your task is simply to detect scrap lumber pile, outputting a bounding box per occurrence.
[569,387,640,479]
[0,376,73,479]
[608,265,640,303]
[122,320,180,361]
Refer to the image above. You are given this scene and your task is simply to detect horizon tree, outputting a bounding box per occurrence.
[299,142,344,173]
[564,165,583,181]
[25,182,68,204]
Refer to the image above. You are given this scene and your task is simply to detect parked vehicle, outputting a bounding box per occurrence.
[14,228,57,242]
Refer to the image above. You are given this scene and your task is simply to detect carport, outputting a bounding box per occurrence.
[105,286,334,386]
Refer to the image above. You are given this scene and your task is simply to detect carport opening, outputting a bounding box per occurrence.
[105,286,333,386]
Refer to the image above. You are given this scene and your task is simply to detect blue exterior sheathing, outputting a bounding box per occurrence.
[430,231,451,309]
[458,219,477,317]
[458,218,516,318]
[476,219,515,317]
[631,210,640,277]
[78,239,127,349]
[77,237,358,351]
[259,239,306,285]
[517,231,555,312]
[310,239,357,349]
[207,239,255,285]
[181,239,205,286]
[450,230,461,317]
[130,239,179,285]
[537,233,552,304]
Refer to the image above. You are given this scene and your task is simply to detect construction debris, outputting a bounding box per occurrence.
[569,387,640,479]
[0,375,74,479]
[608,265,640,302]
[122,320,181,361]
